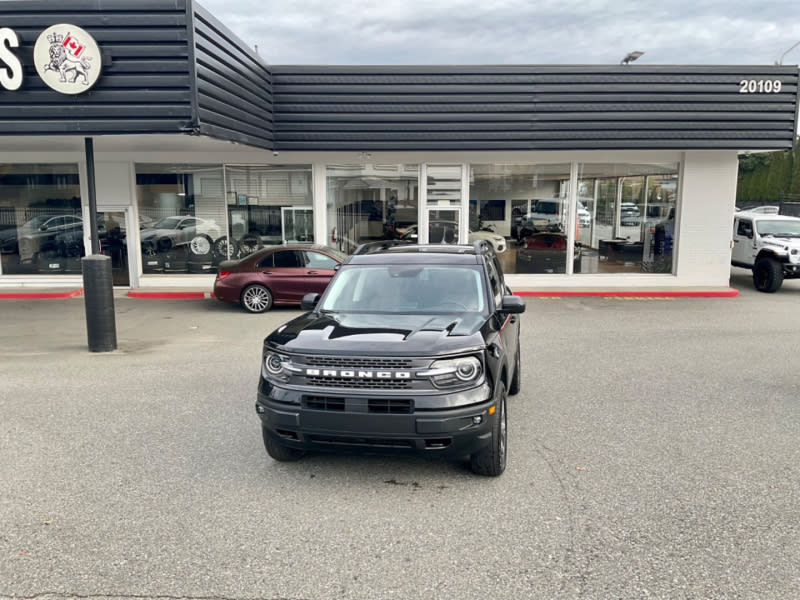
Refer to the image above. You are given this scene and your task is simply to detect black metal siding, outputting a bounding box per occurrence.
[0,0,195,136]
[272,65,799,151]
[191,5,274,149]
[0,0,274,148]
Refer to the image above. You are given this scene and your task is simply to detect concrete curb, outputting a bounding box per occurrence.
[515,288,739,298]
[0,288,84,299]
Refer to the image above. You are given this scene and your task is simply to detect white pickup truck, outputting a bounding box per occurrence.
[731,211,800,292]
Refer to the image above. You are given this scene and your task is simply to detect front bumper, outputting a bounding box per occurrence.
[256,381,497,457]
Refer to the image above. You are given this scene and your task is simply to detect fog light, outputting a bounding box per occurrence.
[256,405,265,414]
[472,415,483,425]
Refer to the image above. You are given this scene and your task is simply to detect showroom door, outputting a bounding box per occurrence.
[423,164,467,245]
[97,210,130,286]
[281,207,314,244]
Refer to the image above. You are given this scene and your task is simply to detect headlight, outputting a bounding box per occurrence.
[420,356,483,388]
[264,351,293,382]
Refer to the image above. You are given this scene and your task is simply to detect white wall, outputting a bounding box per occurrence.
[673,151,739,287]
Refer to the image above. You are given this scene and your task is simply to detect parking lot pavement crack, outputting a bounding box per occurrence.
[532,439,589,598]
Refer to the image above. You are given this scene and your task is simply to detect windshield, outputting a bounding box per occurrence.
[151,216,183,229]
[24,216,51,229]
[320,265,486,313]
[756,219,800,237]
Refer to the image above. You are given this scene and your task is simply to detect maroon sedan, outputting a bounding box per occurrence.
[213,245,346,313]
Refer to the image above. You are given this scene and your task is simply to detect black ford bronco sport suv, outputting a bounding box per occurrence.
[256,240,525,476]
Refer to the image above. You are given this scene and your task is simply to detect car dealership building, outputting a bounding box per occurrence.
[0,0,798,292]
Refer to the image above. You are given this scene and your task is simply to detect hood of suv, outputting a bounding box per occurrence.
[266,311,489,356]
[761,234,800,250]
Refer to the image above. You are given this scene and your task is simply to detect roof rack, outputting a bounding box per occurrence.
[352,239,412,255]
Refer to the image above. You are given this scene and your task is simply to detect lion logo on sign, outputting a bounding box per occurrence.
[43,32,93,86]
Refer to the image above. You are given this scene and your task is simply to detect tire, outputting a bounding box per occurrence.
[156,236,174,253]
[188,260,215,274]
[753,257,783,293]
[262,426,305,462]
[213,236,237,261]
[163,247,189,273]
[141,240,158,257]
[61,239,84,258]
[189,233,213,257]
[241,284,273,313]
[470,383,507,477]
[508,348,521,396]
[238,233,261,257]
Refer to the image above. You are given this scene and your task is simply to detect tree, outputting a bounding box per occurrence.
[737,138,800,205]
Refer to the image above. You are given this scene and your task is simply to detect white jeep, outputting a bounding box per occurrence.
[731,211,800,292]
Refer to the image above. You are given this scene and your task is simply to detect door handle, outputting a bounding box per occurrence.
[307,270,319,275]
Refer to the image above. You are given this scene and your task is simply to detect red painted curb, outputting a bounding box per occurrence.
[127,291,211,299]
[0,289,85,299]
[515,289,739,298]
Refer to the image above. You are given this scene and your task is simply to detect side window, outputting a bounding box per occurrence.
[484,256,503,307]
[302,251,338,269]
[737,220,753,237]
[272,250,301,268]
[256,253,274,269]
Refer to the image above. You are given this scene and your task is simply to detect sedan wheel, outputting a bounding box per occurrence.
[241,284,273,313]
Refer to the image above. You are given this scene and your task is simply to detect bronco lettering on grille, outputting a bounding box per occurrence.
[305,368,411,379]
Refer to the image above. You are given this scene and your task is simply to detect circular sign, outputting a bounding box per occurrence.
[33,24,102,94]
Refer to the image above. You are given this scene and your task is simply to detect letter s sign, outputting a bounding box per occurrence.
[0,27,23,91]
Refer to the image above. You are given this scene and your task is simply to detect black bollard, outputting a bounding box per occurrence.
[82,254,117,352]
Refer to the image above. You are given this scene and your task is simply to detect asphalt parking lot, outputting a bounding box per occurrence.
[1,271,799,600]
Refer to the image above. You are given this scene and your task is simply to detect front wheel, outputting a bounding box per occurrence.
[241,284,273,313]
[470,383,507,477]
[753,257,783,293]
[262,427,306,462]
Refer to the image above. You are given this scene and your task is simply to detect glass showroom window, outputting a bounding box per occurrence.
[576,163,679,274]
[135,164,226,274]
[224,165,313,258]
[327,164,419,254]
[0,164,82,276]
[469,163,571,275]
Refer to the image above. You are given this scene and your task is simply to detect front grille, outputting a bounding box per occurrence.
[368,398,413,414]
[305,356,413,369]
[304,396,414,413]
[306,376,411,389]
[305,396,345,411]
[289,354,433,391]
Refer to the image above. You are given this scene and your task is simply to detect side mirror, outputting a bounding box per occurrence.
[301,292,320,311]
[499,294,525,314]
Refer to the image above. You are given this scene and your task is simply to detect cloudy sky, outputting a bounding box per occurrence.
[197,0,800,66]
